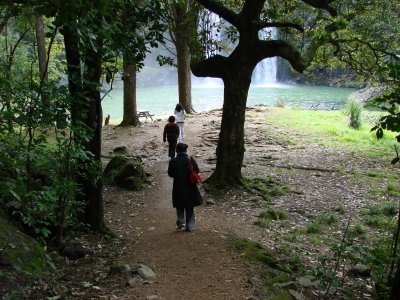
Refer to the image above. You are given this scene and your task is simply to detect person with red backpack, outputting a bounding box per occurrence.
[168,143,203,232]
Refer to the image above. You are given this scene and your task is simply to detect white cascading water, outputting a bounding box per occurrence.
[252,27,277,85]
[192,15,278,87]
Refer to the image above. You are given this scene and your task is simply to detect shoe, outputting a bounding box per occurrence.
[185,227,192,232]
[176,223,185,230]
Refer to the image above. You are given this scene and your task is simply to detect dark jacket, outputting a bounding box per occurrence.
[163,122,179,142]
[168,153,203,208]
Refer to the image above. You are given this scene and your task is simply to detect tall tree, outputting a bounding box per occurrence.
[191,0,340,185]
[120,51,139,126]
[164,0,201,113]
[118,1,167,127]
[62,17,106,232]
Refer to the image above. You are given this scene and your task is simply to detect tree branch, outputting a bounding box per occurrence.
[255,39,313,72]
[195,0,239,27]
[301,0,338,17]
[241,0,266,22]
[191,54,228,78]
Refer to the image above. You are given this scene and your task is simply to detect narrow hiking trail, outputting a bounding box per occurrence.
[102,119,257,300]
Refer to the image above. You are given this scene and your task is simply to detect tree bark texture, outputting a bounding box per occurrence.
[208,72,251,185]
[82,41,105,232]
[35,17,50,113]
[120,51,139,126]
[168,1,200,114]
[63,24,106,232]
[176,37,193,113]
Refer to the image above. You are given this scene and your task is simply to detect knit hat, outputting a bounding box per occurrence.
[176,143,188,153]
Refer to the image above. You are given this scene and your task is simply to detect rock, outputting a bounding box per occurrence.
[103,156,149,190]
[288,289,305,300]
[146,295,160,300]
[131,263,156,279]
[113,146,128,155]
[348,86,385,104]
[60,243,91,260]
[137,265,156,280]
[298,276,313,287]
[109,262,132,275]
[0,216,49,273]
[205,199,216,205]
[128,276,140,287]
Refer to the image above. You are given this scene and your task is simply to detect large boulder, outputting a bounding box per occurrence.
[103,155,150,190]
[348,86,386,104]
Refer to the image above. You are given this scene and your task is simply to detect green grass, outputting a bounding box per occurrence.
[347,224,366,237]
[266,108,397,159]
[362,200,398,230]
[306,213,338,234]
[387,182,400,197]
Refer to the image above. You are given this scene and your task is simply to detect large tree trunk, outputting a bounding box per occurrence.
[120,51,139,126]
[176,37,194,113]
[63,24,106,233]
[35,17,50,116]
[207,71,252,185]
[82,41,106,232]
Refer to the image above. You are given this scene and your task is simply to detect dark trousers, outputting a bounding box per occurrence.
[168,140,177,158]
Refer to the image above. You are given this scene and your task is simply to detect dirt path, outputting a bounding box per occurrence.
[70,107,397,300]
[102,119,257,299]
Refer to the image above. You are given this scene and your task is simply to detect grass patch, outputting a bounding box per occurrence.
[233,238,301,274]
[266,108,397,159]
[347,224,366,237]
[242,177,289,201]
[365,201,398,217]
[362,200,398,230]
[387,182,400,197]
[306,213,338,234]
[334,205,347,215]
[259,207,288,220]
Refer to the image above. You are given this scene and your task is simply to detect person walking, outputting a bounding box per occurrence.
[174,103,185,142]
[168,143,203,232]
[163,116,180,159]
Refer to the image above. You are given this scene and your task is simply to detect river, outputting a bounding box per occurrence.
[101,80,356,119]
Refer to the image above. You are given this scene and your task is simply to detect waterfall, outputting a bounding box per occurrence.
[193,14,278,87]
[252,57,278,85]
[252,28,277,85]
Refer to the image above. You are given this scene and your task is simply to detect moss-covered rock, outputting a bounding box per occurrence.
[113,146,128,155]
[0,215,48,275]
[103,155,149,190]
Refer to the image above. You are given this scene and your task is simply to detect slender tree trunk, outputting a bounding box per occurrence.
[207,71,252,185]
[168,0,199,114]
[35,17,50,115]
[120,51,139,126]
[176,37,194,113]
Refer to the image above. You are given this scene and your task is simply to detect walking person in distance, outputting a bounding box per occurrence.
[163,116,180,159]
[168,143,203,232]
[174,103,185,142]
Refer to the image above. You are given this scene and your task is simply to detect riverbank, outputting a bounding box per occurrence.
[102,84,357,120]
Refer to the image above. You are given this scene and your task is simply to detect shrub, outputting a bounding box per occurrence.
[344,98,363,129]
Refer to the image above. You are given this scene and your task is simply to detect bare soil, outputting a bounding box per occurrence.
[21,106,398,299]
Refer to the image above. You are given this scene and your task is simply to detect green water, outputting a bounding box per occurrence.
[101,80,356,119]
